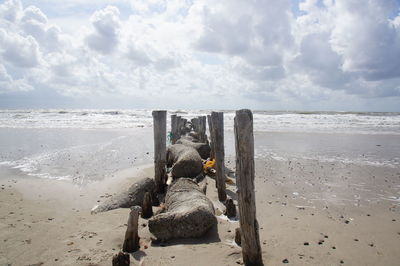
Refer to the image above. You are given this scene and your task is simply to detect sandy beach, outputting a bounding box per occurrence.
[1,142,399,265]
[0,111,399,266]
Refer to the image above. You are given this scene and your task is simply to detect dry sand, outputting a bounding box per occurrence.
[1,157,400,265]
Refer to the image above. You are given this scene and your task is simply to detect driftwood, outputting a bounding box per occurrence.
[112,252,130,266]
[176,138,211,159]
[91,177,155,214]
[234,109,263,265]
[123,206,141,253]
[148,178,217,241]
[166,144,203,178]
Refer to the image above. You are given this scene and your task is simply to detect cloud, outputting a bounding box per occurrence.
[0,64,33,93]
[86,5,121,54]
[0,0,399,111]
[0,0,22,23]
[0,28,41,68]
[194,0,294,68]
[330,0,400,80]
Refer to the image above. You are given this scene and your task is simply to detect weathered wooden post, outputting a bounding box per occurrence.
[235,227,242,246]
[141,192,153,218]
[171,114,178,144]
[225,198,237,218]
[152,110,167,193]
[191,117,199,132]
[207,115,215,159]
[122,206,142,253]
[211,111,227,201]
[198,116,207,143]
[234,109,263,266]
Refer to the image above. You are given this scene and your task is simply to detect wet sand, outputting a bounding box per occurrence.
[1,155,399,265]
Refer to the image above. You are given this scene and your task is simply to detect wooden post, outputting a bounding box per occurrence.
[207,115,215,159]
[141,192,153,219]
[112,252,130,266]
[198,116,207,143]
[235,228,242,246]
[234,109,263,266]
[152,110,167,193]
[171,114,178,144]
[122,206,141,253]
[191,117,199,132]
[211,111,227,202]
[225,198,237,218]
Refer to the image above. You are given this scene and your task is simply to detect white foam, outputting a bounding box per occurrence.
[1,109,399,134]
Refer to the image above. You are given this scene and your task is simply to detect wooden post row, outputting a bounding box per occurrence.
[211,111,227,202]
[152,110,167,193]
[234,109,263,266]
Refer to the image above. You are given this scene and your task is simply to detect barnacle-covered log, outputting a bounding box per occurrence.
[166,144,203,178]
[148,178,217,241]
[176,138,211,159]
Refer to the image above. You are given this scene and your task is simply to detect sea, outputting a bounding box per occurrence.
[0,109,399,184]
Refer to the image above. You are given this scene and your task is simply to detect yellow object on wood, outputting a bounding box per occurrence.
[203,159,215,173]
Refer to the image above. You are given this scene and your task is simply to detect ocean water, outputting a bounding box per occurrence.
[1,109,400,134]
[0,109,399,183]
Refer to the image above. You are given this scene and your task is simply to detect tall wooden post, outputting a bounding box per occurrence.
[198,116,207,143]
[234,109,263,266]
[152,110,167,193]
[171,114,178,144]
[207,115,215,159]
[211,112,226,202]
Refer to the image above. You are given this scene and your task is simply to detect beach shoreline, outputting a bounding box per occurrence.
[1,154,399,265]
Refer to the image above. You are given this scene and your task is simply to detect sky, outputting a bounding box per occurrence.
[0,0,400,111]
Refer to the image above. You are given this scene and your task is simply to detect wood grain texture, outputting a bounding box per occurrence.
[152,110,167,193]
[122,206,141,253]
[234,109,263,266]
[211,111,227,201]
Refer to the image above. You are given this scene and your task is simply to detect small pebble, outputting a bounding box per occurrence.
[282,258,289,263]
[304,242,309,246]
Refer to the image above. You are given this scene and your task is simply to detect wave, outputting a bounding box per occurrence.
[0,109,399,134]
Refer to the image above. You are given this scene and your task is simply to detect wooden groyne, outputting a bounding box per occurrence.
[111,109,263,266]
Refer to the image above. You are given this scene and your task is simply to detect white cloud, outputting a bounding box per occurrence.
[0,28,41,68]
[0,64,33,93]
[86,5,121,54]
[330,0,400,80]
[0,0,399,110]
[0,0,22,23]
